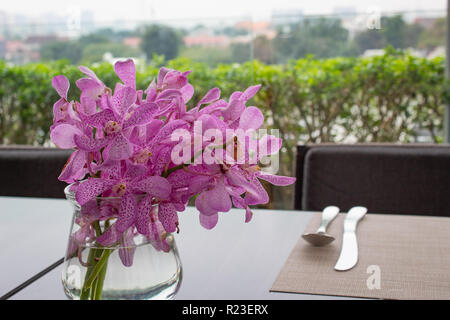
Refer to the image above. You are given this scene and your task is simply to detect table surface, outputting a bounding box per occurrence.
[0,196,354,300]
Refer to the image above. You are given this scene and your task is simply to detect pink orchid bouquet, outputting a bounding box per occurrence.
[51,59,295,299]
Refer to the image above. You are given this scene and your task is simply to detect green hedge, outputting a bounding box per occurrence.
[0,50,447,180]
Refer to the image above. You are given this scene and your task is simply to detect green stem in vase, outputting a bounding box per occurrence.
[93,252,109,300]
[79,220,112,300]
[84,249,113,290]
[79,247,99,300]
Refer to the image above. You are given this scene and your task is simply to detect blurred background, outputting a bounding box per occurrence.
[0,0,447,208]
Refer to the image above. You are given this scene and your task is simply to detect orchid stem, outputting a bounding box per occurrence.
[79,220,112,300]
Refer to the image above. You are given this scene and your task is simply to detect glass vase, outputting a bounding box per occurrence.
[61,186,182,300]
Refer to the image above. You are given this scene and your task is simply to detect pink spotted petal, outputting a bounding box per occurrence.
[75,178,115,205]
[199,99,227,115]
[158,202,178,233]
[146,120,164,143]
[76,78,104,101]
[114,59,136,89]
[74,134,111,152]
[85,109,116,128]
[181,84,194,103]
[157,89,182,101]
[198,87,220,106]
[199,213,218,230]
[222,99,245,122]
[97,223,120,246]
[79,66,101,83]
[258,135,282,158]
[58,150,87,183]
[205,182,232,212]
[116,193,137,233]
[53,98,67,122]
[112,86,137,116]
[242,84,261,101]
[124,162,147,182]
[118,229,136,267]
[163,70,188,89]
[195,192,217,216]
[257,173,296,186]
[150,120,187,145]
[52,75,69,99]
[244,176,269,206]
[245,206,253,223]
[133,176,171,199]
[80,97,97,115]
[239,106,263,131]
[136,195,153,235]
[189,176,212,194]
[157,67,170,87]
[107,133,133,160]
[123,102,158,128]
[50,124,83,149]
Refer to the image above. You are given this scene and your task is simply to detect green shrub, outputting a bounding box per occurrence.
[0,50,446,181]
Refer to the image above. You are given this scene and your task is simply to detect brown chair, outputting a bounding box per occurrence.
[294,144,450,217]
[0,146,72,198]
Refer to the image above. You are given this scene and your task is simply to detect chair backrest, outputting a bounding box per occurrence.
[0,146,72,198]
[295,144,450,216]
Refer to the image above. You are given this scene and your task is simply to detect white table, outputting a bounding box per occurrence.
[0,197,351,300]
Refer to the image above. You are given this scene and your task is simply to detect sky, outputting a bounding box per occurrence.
[0,0,446,24]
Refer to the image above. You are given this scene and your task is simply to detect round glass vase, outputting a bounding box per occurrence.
[61,186,182,300]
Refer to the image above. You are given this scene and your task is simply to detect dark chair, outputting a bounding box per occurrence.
[294,144,450,217]
[0,146,72,198]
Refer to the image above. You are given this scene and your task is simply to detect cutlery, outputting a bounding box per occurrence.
[302,206,340,246]
[334,206,368,271]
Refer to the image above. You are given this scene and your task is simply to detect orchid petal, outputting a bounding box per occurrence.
[107,133,133,160]
[58,150,86,183]
[85,109,116,128]
[158,202,178,233]
[74,134,111,152]
[181,84,194,103]
[112,86,137,116]
[123,102,158,128]
[245,206,253,223]
[75,178,115,205]
[97,223,120,246]
[199,213,218,230]
[242,84,261,101]
[76,78,104,101]
[239,106,263,131]
[257,173,296,186]
[198,87,220,106]
[133,176,171,199]
[116,193,137,233]
[119,229,136,267]
[136,195,153,235]
[50,124,83,149]
[114,59,136,89]
[52,75,69,99]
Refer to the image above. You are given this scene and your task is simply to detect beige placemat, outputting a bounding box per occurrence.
[271,213,450,299]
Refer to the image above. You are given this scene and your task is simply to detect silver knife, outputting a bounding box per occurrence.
[334,206,368,271]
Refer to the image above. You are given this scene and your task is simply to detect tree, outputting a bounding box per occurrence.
[40,41,83,64]
[354,29,386,52]
[381,15,408,49]
[81,43,142,63]
[417,18,446,51]
[273,18,351,62]
[254,36,274,64]
[140,25,182,60]
[355,15,424,53]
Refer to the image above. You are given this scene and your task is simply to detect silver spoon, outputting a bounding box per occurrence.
[302,206,340,246]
